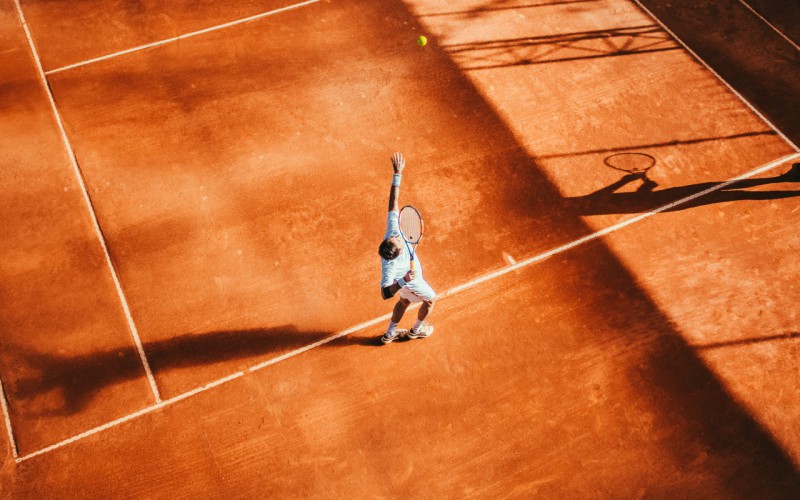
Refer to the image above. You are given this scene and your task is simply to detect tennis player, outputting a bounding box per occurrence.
[378,152,436,344]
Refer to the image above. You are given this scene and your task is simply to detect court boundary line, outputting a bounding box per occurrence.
[14,151,799,463]
[43,0,320,75]
[736,0,800,52]
[12,0,162,403]
[0,377,18,458]
[629,0,800,153]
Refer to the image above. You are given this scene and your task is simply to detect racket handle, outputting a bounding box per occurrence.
[410,258,416,271]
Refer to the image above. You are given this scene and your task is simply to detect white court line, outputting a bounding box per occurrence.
[44,0,320,75]
[15,151,799,463]
[16,313,394,463]
[0,377,18,458]
[629,0,800,153]
[737,0,800,52]
[17,372,245,463]
[12,0,161,404]
[443,152,799,297]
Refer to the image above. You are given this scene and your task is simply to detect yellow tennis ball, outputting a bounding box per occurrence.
[417,35,427,47]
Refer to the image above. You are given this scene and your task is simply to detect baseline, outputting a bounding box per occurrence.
[14,151,799,464]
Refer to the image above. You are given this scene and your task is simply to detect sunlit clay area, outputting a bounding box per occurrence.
[1,0,799,497]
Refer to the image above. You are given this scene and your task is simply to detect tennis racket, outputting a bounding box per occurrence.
[399,205,423,271]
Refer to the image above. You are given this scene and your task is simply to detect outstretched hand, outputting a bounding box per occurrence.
[392,152,405,174]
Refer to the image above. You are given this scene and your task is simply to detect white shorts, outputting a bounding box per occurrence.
[398,278,436,303]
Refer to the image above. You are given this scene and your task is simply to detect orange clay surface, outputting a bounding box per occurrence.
[1,0,799,497]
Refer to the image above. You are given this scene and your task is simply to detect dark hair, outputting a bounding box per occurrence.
[378,239,400,260]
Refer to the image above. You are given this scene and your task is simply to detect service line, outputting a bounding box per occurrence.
[15,152,799,463]
[44,0,320,75]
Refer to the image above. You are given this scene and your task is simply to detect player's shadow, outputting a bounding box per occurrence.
[7,325,374,417]
[565,163,800,215]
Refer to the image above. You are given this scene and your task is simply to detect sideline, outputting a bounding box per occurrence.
[736,0,800,52]
[630,0,800,153]
[12,0,162,407]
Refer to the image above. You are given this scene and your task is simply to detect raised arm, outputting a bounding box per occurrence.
[387,152,405,212]
[380,152,415,299]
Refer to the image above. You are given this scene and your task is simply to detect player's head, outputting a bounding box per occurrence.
[378,236,403,260]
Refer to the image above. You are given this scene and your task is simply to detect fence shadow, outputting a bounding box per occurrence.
[443,24,680,70]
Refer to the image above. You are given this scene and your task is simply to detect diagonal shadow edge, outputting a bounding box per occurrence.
[406,0,800,494]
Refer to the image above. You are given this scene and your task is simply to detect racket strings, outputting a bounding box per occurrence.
[399,207,423,243]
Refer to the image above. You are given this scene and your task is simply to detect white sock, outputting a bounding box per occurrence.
[412,319,424,331]
[386,321,398,333]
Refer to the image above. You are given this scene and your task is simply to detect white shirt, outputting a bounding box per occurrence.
[380,210,422,288]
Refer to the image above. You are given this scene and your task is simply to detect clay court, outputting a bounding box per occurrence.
[1,0,799,497]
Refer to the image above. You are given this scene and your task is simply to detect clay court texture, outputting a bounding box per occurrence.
[1,0,799,497]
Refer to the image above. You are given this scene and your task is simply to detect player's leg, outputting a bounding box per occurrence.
[392,297,410,323]
[417,297,435,322]
[405,280,436,339]
[381,297,410,344]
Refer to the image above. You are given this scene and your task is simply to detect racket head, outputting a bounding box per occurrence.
[398,205,423,244]
[603,152,656,174]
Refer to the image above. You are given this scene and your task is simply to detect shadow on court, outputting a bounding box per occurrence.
[558,239,800,497]
[3,0,799,494]
[536,130,778,160]
[404,15,800,490]
[441,24,680,70]
[634,0,800,146]
[417,0,600,19]
[6,326,377,417]
[692,331,800,350]
[566,162,800,215]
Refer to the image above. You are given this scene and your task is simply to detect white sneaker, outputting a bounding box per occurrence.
[408,323,434,339]
[381,328,406,345]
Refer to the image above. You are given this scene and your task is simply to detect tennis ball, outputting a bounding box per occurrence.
[417,35,427,47]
